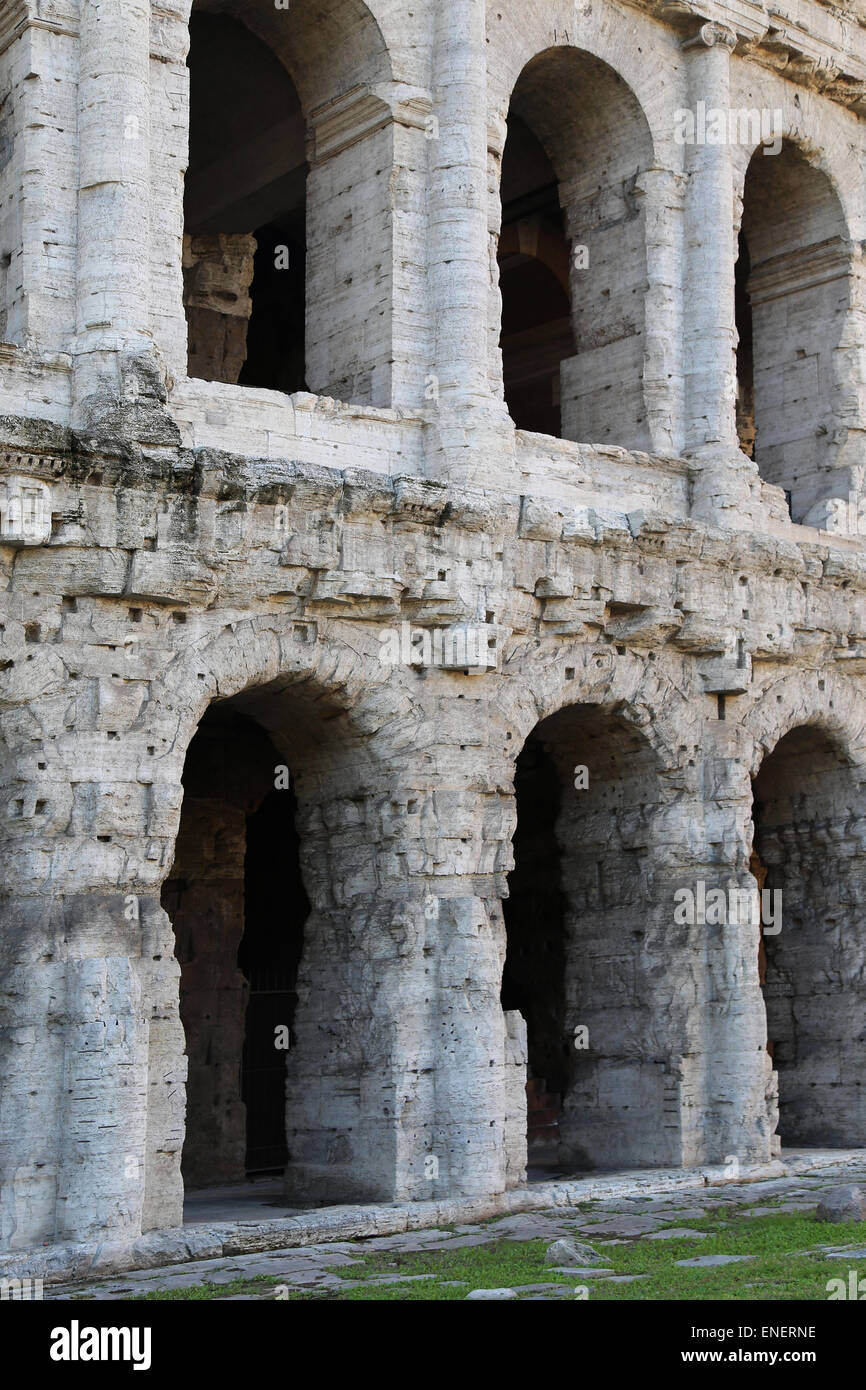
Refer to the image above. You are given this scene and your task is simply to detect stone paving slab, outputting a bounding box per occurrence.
[408,1233,499,1250]
[578,1216,663,1237]
[338,1230,457,1253]
[744,1203,816,1216]
[676,1254,755,1268]
[483,1214,583,1239]
[646,1207,708,1221]
[364,1273,437,1286]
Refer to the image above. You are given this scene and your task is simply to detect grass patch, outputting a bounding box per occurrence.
[280,1212,866,1301]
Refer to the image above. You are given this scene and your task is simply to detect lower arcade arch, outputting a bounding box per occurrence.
[158,671,390,1205]
[752,723,866,1147]
[502,702,675,1171]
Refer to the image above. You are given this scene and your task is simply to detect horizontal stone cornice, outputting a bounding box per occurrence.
[627,0,866,113]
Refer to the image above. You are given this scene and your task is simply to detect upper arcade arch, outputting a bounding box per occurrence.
[734,136,854,521]
[492,40,657,449]
[178,0,406,408]
[729,69,865,250]
[188,0,392,114]
[486,0,676,161]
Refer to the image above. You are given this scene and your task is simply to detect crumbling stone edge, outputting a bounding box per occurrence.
[3,1151,862,1288]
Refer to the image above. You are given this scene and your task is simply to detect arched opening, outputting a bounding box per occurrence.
[157,667,406,1212]
[183,10,307,391]
[497,49,653,447]
[752,723,865,1146]
[738,143,850,521]
[180,0,396,406]
[502,703,670,1172]
[161,701,309,1188]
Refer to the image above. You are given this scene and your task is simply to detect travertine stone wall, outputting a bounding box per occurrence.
[0,0,865,1264]
[2,426,866,1251]
[503,1011,528,1188]
[0,5,78,357]
[0,28,19,346]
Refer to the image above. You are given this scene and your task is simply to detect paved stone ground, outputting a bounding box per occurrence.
[46,1157,866,1301]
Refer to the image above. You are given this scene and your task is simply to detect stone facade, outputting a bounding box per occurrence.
[1,0,865,1263]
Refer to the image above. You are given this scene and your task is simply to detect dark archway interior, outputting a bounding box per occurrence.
[501,732,568,1152]
[240,781,308,1172]
[162,702,309,1187]
[735,229,755,462]
[503,704,667,1170]
[498,115,574,437]
[184,10,307,391]
[752,723,864,1146]
[238,221,306,394]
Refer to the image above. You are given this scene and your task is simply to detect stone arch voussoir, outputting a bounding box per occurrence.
[498,640,696,777]
[743,669,866,777]
[146,616,418,784]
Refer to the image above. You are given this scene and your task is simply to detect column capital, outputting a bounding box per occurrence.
[681,22,737,53]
